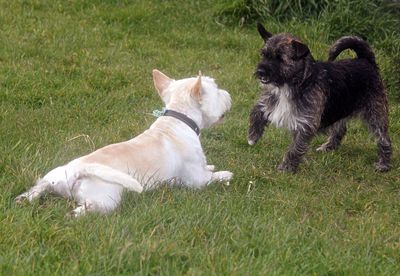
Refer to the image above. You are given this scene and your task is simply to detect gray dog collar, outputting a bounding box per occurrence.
[163,109,200,136]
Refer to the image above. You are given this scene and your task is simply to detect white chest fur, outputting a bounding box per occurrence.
[266,84,307,131]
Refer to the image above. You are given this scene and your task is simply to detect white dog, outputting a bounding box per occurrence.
[15,70,233,216]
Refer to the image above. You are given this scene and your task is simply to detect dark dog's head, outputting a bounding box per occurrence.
[255,23,314,87]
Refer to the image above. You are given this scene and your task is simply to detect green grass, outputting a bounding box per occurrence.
[1,0,399,274]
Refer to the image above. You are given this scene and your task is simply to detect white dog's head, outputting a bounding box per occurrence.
[152,69,231,129]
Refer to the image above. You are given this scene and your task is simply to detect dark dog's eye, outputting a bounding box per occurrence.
[261,51,272,59]
[260,50,281,62]
[260,50,267,58]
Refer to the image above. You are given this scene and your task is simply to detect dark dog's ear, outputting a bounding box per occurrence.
[291,40,310,60]
[257,23,272,42]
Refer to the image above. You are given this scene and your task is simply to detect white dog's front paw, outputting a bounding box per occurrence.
[211,171,233,182]
[206,165,215,172]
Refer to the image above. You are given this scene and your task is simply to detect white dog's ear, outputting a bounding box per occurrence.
[191,73,202,100]
[153,69,172,96]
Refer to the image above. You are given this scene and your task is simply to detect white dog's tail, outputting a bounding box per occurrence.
[77,164,143,193]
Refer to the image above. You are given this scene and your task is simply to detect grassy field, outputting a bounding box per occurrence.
[1,0,399,274]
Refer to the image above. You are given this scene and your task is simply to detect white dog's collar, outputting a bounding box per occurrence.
[163,109,200,136]
[152,108,200,135]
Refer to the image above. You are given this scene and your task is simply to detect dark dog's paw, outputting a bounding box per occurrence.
[277,162,298,173]
[248,112,267,146]
[248,129,262,146]
[374,162,390,172]
[316,142,338,152]
[248,137,258,146]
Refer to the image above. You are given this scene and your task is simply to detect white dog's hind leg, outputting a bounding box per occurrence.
[78,163,143,193]
[71,197,120,217]
[15,179,51,203]
[16,165,74,203]
[70,200,117,217]
[70,177,124,217]
[70,203,90,217]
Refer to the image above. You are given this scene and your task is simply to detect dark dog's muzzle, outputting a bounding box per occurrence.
[255,67,270,84]
[256,68,266,77]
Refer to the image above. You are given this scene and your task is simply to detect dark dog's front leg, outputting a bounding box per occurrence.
[248,103,269,145]
[278,130,314,172]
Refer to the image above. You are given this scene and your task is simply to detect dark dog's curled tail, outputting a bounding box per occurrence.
[328,36,377,66]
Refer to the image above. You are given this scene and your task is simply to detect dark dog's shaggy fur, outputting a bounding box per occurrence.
[248,23,391,172]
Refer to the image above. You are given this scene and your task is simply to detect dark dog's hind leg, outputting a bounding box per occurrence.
[248,103,269,145]
[362,103,392,171]
[317,119,347,152]
[371,124,391,172]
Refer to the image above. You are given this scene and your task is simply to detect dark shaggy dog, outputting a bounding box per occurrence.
[248,23,391,172]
